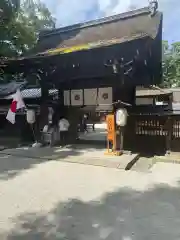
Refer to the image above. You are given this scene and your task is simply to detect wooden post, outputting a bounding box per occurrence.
[166,116,173,154]
[39,72,49,128]
[119,126,125,152]
[67,107,80,143]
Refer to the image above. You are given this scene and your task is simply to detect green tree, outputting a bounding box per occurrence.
[0,0,20,56]
[17,0,55,53]
[0,0,20,24]
[162,41,180,88]
[0,0,55,57]
[172,42,180,54]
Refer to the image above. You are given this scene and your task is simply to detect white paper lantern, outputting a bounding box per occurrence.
[48,107,54,124]
[26,109,36,124]
[116,108,128,126]
[64,90,70,106]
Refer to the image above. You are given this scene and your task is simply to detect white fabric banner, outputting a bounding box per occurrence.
[15,89,26,110]
[6,109,16,124]
[71,89,83,106]
[98,87,113,105]
[84,88,98,105]
[64,90,70,106]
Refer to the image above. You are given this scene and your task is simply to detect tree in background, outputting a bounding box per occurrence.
[0,0,55,57]
[0,0,20,56]
[162,41,180,88]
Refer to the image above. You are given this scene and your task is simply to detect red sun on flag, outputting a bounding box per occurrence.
[10,101,17,113]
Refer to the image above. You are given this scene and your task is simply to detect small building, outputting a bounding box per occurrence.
[0,82,58,145]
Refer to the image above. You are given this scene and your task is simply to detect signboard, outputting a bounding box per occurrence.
[106,114,115,141]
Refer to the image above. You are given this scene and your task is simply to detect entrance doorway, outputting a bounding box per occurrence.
[77,108,107,145]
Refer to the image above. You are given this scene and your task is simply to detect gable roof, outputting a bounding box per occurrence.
[32,6,162,55]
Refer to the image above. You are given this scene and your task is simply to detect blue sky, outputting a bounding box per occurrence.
[43,0,180,43]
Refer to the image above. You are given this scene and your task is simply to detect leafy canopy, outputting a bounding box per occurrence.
[162,41,180,88]
[0,0,55,57]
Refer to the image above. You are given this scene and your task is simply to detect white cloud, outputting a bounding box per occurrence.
[44,0,148,26]
[43,0,180,42]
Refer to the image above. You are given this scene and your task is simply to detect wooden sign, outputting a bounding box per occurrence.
[106,114,115,141]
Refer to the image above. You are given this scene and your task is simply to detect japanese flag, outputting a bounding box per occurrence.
[6,89,25,124]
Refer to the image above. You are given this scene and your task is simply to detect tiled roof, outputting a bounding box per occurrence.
[3,88,58,100]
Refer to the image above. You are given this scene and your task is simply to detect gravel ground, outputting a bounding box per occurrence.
[1,155,180,239]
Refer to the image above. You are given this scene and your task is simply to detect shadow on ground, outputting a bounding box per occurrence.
[4,182,180,240]
[0,144,105,180]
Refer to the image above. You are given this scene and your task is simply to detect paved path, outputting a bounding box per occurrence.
[79,123,107,141]
[1,153,180,239]
[0,144,139,171]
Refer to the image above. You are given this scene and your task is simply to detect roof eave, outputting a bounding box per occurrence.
[40,7,152,38]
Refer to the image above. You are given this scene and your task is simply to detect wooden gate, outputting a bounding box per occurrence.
[124,115,168,154]
[171,116,180,152]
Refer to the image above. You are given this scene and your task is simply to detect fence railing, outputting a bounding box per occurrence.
[124,114,180,153]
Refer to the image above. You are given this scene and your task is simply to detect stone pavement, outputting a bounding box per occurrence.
[1,157,180,239]
[1,123,180,239]
[131,156,156,172]
[0,144,139,171]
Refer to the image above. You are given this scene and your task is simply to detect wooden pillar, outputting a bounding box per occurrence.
[67,107,80,143]
[39,73,49,129]
[119,126,125,152]
[166,116,173,154]
[130,86,136,105]
[58,84,64,104]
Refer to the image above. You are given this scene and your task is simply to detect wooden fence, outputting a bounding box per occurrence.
[124,115,180,154]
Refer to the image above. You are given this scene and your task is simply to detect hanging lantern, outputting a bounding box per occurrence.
[26,109,36,124]
[48,107,54,124]
[116,108,128,126]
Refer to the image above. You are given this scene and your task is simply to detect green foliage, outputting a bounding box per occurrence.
[0,0,20,24]
[0,0,55,57]
[162,41,180,88]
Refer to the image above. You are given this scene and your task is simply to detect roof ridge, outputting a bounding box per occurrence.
[40,6,151,38]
